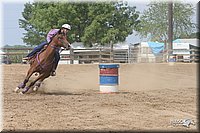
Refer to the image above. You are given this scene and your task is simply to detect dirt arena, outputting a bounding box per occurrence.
[1,63,199,132]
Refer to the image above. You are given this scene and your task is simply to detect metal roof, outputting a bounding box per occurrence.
[173,38,199,47]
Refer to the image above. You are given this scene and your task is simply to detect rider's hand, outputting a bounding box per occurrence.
[61,47,65,50]
[44,45,48,49]
[68,44,71,49]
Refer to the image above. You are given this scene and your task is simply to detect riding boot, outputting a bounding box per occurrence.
[23,41,47,63]
[22,56,34,64]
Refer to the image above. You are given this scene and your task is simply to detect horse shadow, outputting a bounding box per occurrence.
[38,91,84,96]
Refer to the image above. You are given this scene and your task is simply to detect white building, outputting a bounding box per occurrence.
[172,38,199,62]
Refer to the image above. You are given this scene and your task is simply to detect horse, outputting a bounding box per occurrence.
[15,30,70,94]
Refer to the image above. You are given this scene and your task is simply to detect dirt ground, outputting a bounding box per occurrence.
[1,63,199,132]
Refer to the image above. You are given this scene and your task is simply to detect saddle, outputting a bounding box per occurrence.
[23,45,56,76]
[32,47,49,64]
[24,46,48,65]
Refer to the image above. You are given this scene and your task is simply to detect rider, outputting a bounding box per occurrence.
[23,23,71,76]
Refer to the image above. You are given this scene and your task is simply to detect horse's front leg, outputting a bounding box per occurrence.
[21,73,48,94]
[15,68,35,93]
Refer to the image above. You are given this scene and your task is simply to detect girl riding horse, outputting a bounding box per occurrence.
[15,29,71,94]
[23,24,71,76]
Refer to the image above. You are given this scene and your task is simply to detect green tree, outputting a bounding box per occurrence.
[81,2,140,46]
[19,1,140,47]
[178,31,199,39]
[19,3,45,46]
[136,1,196,42]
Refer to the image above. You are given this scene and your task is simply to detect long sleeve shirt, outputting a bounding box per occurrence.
[46,29,60,43]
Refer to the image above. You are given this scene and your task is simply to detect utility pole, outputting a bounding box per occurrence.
[110,41,114,63]
[168,1,173,62]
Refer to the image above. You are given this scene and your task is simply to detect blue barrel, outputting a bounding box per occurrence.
[99,64,119,93]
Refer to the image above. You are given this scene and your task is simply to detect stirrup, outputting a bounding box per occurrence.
[22,57,30,63]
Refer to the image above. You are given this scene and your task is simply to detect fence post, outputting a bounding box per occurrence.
[192,50,195,63]
[99,48,102,63]
[128,46,130,63]
[70,48,74,64]
[6,48,9,64]
[110,43,114,63]
[139,44,141,63]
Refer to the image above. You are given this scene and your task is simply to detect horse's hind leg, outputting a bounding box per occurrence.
[21,73,47,94]
[33,74,49,92]
[33,81,42,92]
[15,68,35,93]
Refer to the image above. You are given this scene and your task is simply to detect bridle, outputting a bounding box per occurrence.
[50,33,69,51]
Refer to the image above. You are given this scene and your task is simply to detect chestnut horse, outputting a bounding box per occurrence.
[15,30,70,94]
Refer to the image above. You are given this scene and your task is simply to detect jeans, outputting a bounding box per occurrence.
[27,41,60,70]
[27,41,47,57]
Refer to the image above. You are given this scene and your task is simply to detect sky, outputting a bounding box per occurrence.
[0,0,198,47]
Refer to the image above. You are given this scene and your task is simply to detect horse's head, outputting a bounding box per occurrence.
[52,30,71,49]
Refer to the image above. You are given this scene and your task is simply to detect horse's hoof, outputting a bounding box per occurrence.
[33,86,38,91]
[19,92,24,95]
[14,87,20,93]
[18,83,25,89]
